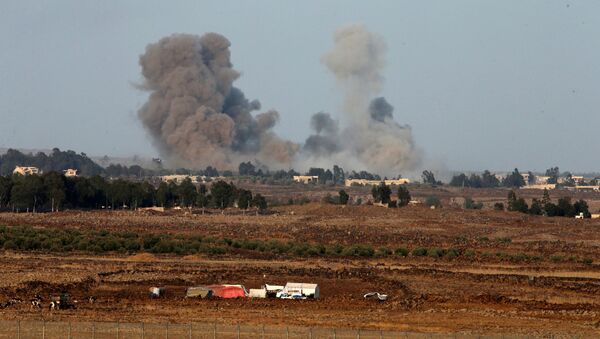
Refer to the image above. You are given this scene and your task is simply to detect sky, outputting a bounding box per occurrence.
[1,0,599,173]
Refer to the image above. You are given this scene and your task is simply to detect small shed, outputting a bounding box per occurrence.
[186,286,212,298]
[283,282,320,299]
[248,288,267,298]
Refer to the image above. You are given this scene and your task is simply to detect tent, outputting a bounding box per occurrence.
[283,282,320,299]
[209,285,246,299]
[186,286,212,298]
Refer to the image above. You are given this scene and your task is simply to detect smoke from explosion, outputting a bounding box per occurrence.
[137,33,298,169]
[303,24,421,175]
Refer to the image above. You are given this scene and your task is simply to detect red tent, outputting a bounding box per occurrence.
[208,285,246,299]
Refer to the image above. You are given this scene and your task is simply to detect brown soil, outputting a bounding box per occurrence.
[0,186,599,336]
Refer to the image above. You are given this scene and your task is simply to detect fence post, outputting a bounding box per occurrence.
[17,320,20,339]
[117,321,120,339]
[333,328,336,339]
[189,323,192,339]
[166,322,169,339]
[357,328,360,339]
[286,326,289,339]
[92,322,95,339]
[237,323,240,339]
[68,321,72,339]
[380,329,383,339]
[262,324,265,339]
[41,320,45,339]
[309,327,312,339]
[142,322,145,339]
[213,322,216,339]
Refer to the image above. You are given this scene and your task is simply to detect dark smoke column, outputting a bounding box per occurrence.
[137,33,298,169]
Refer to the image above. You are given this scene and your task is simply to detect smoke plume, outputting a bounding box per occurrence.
[303,24,421,175]
[137,33,298,169]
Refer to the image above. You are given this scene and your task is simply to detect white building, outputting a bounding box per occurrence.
[13,166,40,176]
[63,169,78,177]
[293,175,319,184]
[283,282,320,299]
[345,178,410,187]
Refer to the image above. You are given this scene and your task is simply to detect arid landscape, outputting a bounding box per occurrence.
[0,185,599,337]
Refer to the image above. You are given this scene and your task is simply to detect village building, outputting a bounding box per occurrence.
[63,168,78,177]
[293,175,319,184]
[13,166,40,176]
[344,178,410,187]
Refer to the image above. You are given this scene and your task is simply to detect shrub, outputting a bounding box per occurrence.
[394,247,409,257]
[3,240,17,250]
[445,248,459,259]
[412,247,428,256]
[550,255,564,262]
[464,250,475,258]
[493,202,505,211]
[582,258,593,265]
[425,196,441,208]
[428,247,445,258]
[376,247,392,257]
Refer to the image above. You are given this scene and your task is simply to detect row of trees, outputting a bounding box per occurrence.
[450,169,528,188]
[506,189,591,218]
[371,182,411,207]
[0,173,267,213]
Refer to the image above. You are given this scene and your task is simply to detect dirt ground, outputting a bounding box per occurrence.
[0,186,600,336]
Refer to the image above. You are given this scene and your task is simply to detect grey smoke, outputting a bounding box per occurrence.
[303,112,340,156]
[369,97,394,123]
[303,24,421,175]
[137,33,298,169]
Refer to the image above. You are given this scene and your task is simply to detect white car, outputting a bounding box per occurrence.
[276,291,306,300]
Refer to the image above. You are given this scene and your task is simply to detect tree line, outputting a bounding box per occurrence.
[503,189,591,218]
[0,173,266,213]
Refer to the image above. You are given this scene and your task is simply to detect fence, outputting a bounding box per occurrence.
[0,320,533,339]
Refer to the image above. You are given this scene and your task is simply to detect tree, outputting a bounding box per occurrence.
[556,197,574,217]
[10,175,46,212]
[177,178,197,207]
[481,170,500,188]
[238,162,256,176]
[333,165,345,185]
[338,190,349,205]
[545,167,559,184]
[449,173,468,187]
[156,182,172,208]
[397,186,411,207]
[251,194,268,211]
[421,170,440,185]
[371,182,392,204]
[573,199,591,218]
[464,197,483,209]
[425,196,442,208]
[502,168,525,188]
[529,199,543,215]
[237,189,253,210]
[507,190,528,213]
[0,176,13,209]
[43,172,66,212]
[204,166,219,177]
[211,181,235,209]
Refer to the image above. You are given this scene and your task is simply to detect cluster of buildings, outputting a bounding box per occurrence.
[12,166,78,177]
[158,174,221,185]
[291,175,411,187]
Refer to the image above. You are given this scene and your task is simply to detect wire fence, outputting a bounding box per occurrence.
[0,320,535,339]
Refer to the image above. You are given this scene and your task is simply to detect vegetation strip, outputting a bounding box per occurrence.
[0,225,592,264]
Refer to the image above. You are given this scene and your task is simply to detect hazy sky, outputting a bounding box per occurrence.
[1,1,599,172]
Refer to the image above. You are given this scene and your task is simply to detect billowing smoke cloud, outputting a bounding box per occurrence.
[303,24,421,176]
[303,112,340,156]
[137,33,298,169]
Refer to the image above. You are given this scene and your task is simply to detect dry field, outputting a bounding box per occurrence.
[0,186,600,337]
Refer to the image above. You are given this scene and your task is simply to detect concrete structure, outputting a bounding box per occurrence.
[63,169,78,177]
[534,176,551,185]
[591,214,600,219]
[293,175,319,184]
[283,282,320,299]
[160,174,202,184]
[13,166,40,176]
[521,184,557,190]
[345,178,411,187]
